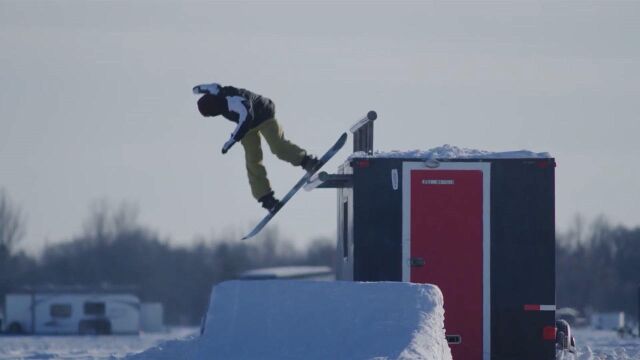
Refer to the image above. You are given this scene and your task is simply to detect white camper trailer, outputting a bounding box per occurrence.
[3,290,141,335]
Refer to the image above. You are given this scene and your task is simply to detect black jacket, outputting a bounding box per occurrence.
[197,85,276,153]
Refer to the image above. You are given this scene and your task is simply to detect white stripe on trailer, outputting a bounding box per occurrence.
[524,304,556,311]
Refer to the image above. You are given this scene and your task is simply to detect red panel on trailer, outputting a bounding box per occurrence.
[410,169,484,359]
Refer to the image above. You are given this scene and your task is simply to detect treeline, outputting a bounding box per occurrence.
[556,215,640,320]
[0,195,334,325]
[3,190,640,325]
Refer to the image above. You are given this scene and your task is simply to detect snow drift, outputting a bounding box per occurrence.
[129,280,452,360]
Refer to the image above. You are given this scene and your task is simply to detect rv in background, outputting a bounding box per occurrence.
[239,266,334,281]
[3,287,164,335]
[591,312,625,331]
[140,302,165,333]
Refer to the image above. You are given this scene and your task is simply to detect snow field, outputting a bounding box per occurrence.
[0,327,197,359]
[557,328,640,360]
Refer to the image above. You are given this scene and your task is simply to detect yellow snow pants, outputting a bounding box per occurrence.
[240,118,307,200]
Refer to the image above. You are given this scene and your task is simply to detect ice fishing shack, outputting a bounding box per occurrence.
[307,111,557,360]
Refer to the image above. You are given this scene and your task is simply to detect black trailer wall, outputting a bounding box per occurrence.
[336,157,556,360]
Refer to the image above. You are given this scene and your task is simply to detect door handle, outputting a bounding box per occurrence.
[446,335,462,344]
[410,257,426,267]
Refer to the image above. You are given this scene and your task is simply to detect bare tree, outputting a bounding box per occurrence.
[0,189,25,254]
[82,199,139,243]
[557,213,586,250]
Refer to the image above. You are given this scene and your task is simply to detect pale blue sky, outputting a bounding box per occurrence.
[1,1,639,254]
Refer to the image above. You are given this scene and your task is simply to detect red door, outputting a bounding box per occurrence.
[410,169,484,359]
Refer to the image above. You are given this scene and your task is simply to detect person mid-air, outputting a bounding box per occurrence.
[194,83,319,213]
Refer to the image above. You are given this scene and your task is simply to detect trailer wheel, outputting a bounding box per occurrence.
[7,322,23,334]
[555,319,577,353]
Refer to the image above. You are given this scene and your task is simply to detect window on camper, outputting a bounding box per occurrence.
[84,302,106,316]
[50,304,72,318]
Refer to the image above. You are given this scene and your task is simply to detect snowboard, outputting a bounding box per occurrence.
[242,132,348,240]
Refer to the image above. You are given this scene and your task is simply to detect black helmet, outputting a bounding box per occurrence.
[197,94,227,117]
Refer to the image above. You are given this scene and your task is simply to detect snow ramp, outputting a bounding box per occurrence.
[129,280,452,360]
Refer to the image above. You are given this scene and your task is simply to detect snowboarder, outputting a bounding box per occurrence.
[194,83,319,213]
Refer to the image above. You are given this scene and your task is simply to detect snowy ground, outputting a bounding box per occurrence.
[558,328,640,360]
[1,324,638,359]
[0,327,197,359]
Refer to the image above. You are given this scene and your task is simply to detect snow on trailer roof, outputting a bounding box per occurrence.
[350,144,551,160]
[239,266,333,280]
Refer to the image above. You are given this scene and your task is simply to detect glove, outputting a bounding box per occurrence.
[222,138,236,154]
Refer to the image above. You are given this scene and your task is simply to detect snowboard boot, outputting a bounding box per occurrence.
[300,154,320,173]
[258,191,282,213]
